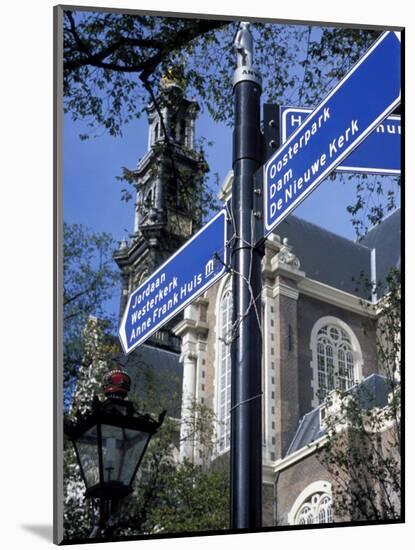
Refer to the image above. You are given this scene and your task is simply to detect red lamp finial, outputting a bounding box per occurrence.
[103,366,131,399]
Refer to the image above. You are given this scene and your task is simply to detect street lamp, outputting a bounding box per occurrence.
[65,366,166,537]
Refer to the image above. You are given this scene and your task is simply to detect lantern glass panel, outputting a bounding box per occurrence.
[101,425,150,486]
[74,425,100,489]
[122,429,151,485]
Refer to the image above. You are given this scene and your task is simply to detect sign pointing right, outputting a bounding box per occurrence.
[263,31,401,238]
[281,107,400,175]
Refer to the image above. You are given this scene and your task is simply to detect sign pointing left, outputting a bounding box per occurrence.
[119,210,228,355]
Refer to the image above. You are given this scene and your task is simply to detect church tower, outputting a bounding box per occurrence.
[114,73,208,351]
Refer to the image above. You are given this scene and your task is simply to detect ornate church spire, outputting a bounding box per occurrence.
[113,74,207,351]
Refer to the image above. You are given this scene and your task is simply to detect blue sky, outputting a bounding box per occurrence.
[64,108,377,241]
[63,23,400,319]
[64,110,382,318]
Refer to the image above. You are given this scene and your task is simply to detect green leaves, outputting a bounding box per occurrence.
[63,223,119,405]
[64,12,379,135]
[138,457,229,534]
[64,11,400,236]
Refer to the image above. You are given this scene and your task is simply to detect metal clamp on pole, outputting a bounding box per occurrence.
[233,66,262,89]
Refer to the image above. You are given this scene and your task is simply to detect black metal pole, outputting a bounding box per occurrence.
[230,23,263,529]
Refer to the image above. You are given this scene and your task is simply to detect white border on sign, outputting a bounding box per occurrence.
[281,107,401,175]
[119,208,228,354]
[264,30,401,235]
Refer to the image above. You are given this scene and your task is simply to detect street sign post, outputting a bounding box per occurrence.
[281,106,400,175]
[230,22,263,530]
[263,31,401,238]
[119,209,228,354]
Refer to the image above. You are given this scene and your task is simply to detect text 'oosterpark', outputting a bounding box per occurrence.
[268,108,361,218]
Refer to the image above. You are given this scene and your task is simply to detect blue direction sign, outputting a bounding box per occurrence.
[281,106,400,175]
[264,31,401,238]
[119,210,228,354]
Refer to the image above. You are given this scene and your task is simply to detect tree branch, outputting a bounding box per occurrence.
[64,13,229,80]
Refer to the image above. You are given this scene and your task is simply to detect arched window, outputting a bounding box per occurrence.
[288,481,333,525]
[145,187,154,208]
[311,317,363,405]
[297,503,314,525]
[216,281,233,453]
[318,495,333,523]
[295,493,333,525]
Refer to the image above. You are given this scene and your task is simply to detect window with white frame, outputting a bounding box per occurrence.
[296,493,333,525]
[288,481,333,525]
[311,317,363,405]
[217,283,233,452]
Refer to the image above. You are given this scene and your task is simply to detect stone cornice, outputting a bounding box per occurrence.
[273,279,299,301]
[113,237,148,268]
[265,233,282,252]
[180,350,198,362]
[173,318,196,337]
[194,320,209,337]
[262,254,306,283]
[135,145,202,178]
[271,434,328,473]
[135,149,153,175]
[298,278,376,318]
[261,258,376,316]
[173,318,209,338]
[262,463,277,485]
